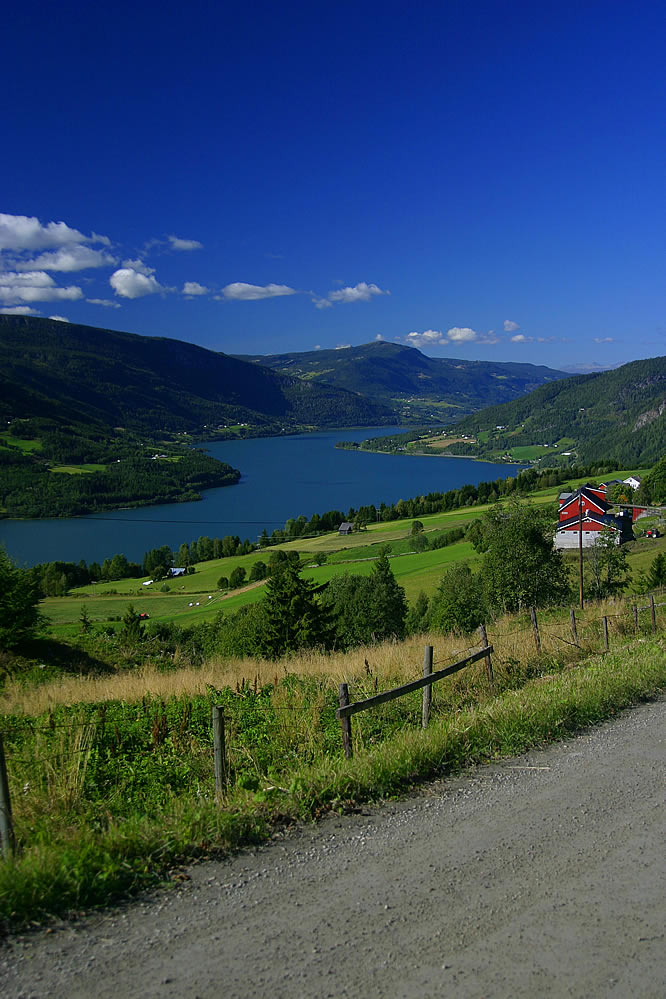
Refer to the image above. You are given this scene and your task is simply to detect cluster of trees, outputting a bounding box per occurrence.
[0,449,240,519]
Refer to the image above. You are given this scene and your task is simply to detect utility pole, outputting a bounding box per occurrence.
[578,493,584,609]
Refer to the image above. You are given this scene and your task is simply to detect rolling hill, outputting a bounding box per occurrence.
[0,315,393,436]
[237,341,568,421]
[453,356,666,465]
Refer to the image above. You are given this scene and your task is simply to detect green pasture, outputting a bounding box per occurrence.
[44,466,651,632]
[0,433,42,453]
[49,463,106,475]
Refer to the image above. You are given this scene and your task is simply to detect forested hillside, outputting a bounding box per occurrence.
[453,356,666,465]
[0,315,393,435]
[238,340,567,421]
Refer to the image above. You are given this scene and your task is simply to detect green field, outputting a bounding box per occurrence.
[49,463,107,474]
[41,466,653,633]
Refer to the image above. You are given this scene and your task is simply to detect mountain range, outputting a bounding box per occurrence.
[237,341,567,422]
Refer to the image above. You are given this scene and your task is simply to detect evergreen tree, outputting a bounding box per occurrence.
[0,547,44,649]
[647,552,666,589]
[258,561,331,658]
[367,548,408,640]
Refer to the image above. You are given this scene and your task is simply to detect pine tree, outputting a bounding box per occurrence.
[258,561,331,658]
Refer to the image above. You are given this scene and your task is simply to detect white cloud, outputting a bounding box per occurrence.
[447,326,479,342]
[327,282,388,305]
[0,305,40,315]
[335,343,351,350]
[375,333,384,341]
[312,295,333,309]
[0,270,83,304]
[503,319,520,332]
[182,281,209,296]
[593,336,615,344]
[48,315,69,322]
[121,258,155,276]
[110,267,163,299]
[15,245,116,272]
[402,326,500,349]
[511,334,534,343]
[87,298,121,308]
[0,213,110,251]
[222,282,297,301]
[405,329,446,348]
[168,235,203,251]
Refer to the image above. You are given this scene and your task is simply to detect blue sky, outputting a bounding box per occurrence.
[1,1,664,371]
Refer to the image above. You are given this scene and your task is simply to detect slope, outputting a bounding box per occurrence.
[453,356,666,465]
[238,340,567,420]
[0,315,393,435]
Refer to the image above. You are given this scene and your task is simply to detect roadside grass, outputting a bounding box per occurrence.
[0,628,663,929]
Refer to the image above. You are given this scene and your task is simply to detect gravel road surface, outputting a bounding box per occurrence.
[2,697,664,999]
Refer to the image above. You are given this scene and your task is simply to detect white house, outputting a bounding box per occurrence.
[623,475,642,490]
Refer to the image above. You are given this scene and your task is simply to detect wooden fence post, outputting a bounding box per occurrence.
[422,646,433,729]
[479,624,496,693]
[633,604,639,634]
[602,616,609,652]
[212,705,227,794]
[338,683,353,759]
[0,734,15,859]
[570,608,579,645]
[650,594,657,634]
[530,607,541,652]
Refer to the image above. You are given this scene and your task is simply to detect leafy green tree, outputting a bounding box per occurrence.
[430,563,485,634]
[217,575,229,590]
[406,590,430,635]
[411,532,429,553]
[647,552,666,589]
[637,457,666,505]
[0,547,44,649]
[322,574,377,650]
[586,529,632,599]
[479,502,570,615]
[248,560,268,582]
[411,520,424,535]
[229,566,247,589]
[258,561,331,658]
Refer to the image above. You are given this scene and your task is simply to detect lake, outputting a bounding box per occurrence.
[0,428,526,567]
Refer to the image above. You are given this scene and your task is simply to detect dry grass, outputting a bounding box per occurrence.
[4,594,661,717]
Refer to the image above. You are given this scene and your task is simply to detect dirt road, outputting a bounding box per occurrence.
[2,697,664,999]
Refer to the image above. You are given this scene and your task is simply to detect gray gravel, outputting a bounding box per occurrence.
[2,697,664,999]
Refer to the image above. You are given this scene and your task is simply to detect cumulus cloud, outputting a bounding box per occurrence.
[48,315,69,322]
[15,245,116,272]
[593,336,615,344]
[168,235,203,251]
[327,282,388,305]
[222,282,297,301]
[335,343,351,350]
[121,258,156,276]
[312,296,333,309]
[87,298,121,308]
[402,326,500,349]
[375,333,384,340]
[0,213,105,251]
[110,267,163,299]
[510,334,533,343]
[0,270,83,305]
[447,326,479,342]
[503,319,520,332]
[0,305,41,315]
[183,281,209,296]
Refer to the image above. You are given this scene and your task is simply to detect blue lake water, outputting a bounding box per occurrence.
[0,428,526,567]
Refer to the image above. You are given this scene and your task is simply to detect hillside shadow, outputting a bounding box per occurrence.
[17,638,116,677]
